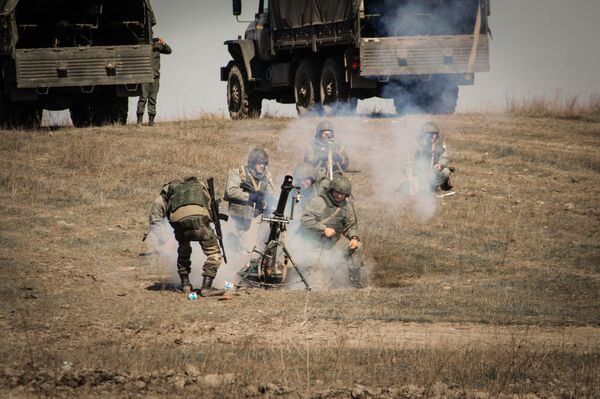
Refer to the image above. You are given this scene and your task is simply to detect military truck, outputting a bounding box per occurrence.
[222,0,491,118]
[0,0,156,128]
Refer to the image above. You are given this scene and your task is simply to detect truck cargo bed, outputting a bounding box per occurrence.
[15,45,154,88]
[360,35,489,77]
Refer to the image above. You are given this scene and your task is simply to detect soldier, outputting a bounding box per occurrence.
[300,175,363,288]
[293,162,329,207]
[137,37,172,127]
[304,120,350,176]
[147,176,224,296]
[224,148,275,247]
[404,122,453,194]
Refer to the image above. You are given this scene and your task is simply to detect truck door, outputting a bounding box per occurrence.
[255,0,273,62]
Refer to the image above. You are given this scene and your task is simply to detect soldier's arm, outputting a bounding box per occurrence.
[337,145,350,171]
[437,144,450,168]
[342,201,359,240]
[159,42,172,55]
[301,197,327,233]
[224,169,250,202]
[304,147,317,165]
[148,185,169,227]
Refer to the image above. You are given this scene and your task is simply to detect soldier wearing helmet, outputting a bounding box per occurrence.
[304,120,350,175]
[404,122,453,194]
[146,176,224,296]
[224,148,275,247]
[300,175,363,288]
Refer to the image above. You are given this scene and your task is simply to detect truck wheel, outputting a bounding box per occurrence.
[70,103,94,128]
[0,103,42,129]
[228,63,261,119]
[320,57,351,115]
[294,59,320,115]
[99,96,128,125]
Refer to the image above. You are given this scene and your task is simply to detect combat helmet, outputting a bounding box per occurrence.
[248,148,269,166]
[293,163,315,182]
[329,175,352,196]
[315,120,335,139]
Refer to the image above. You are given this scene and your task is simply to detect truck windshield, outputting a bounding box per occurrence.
[363,0,480,38]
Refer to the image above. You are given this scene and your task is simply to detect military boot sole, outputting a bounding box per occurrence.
[199,288,226,297]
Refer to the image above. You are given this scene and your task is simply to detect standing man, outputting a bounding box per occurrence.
[147,176,224,296]
[404,122,453,195]
[304,121,350,177]
[137,37,172,126]
[300,175,363,288]
[224,148,275,248]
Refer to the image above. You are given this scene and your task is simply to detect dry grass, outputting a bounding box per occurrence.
[1,113,599,397]
[505,93,600,121]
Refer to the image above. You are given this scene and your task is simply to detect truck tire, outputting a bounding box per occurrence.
[69,102,94,128]
[70,95,129,127]
[294,59,320,115]
[320,57,350,115]
[0,99,42,130]
[415,84,459,115]
[227,63,261,119]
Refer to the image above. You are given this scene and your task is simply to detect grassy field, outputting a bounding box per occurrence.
[1,113,599,398]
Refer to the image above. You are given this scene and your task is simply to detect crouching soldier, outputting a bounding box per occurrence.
[403,122,453,195]
[147,176,224,296]
[224,148,275,249]
[300,175,363,288]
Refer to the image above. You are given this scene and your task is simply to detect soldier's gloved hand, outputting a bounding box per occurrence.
[240,181,257,193]
[324,227,336,238]
[349,237,360,249]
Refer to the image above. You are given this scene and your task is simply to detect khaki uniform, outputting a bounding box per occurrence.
[224,165,275,249]
[137,40,172,118]
[404,139,452,192]
[300,191,362,285]
[304,139,349,174]
[149,177,222,280]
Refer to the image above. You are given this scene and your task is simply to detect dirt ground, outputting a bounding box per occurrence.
[1,113,599,398]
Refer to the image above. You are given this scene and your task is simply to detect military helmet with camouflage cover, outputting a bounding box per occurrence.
[420,122,440,135]
[315,120,334,139]
[247,148,269,166]
[293,163,315,182]
[329,175,352,196]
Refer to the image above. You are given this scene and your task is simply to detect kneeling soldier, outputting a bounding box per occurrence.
[147,176,224,296]
[301,175,363,288]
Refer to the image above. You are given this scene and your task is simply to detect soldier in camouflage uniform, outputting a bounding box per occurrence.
[137,37,172,127]
[300,175,363,288]
[403,122,453,194]
[304,121,349,175]
[147,176,224,296]
[293,162,329,209]
[224,148,275,248]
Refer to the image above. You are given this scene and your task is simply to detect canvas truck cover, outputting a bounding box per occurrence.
[270,0,357,30]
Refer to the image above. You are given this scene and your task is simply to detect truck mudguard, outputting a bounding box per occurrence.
[225,39,257,81]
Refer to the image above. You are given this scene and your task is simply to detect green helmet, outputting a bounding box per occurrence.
[248,148,269,166]
[315,120,334,139]
[293,163,315,182]
[421,122,440,135]
[329,175,352,196]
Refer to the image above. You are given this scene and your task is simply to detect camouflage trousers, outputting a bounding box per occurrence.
[136,80,160,116]
[170,215,222,279]
[297,237,363,288]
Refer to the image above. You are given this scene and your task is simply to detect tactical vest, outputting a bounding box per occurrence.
[166,177,209,216]
[318,192,349,236]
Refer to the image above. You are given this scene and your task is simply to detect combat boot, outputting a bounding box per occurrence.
[136,113,143,127]
[199,276,225,297]
[349,269,363,289]
[148,114,155,127]
[180,274,192,294]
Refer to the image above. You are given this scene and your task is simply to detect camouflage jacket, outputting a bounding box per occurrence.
[149,177,211,227]
[404,140,450,177]
[152,41,172,79]
[224,166,275,217]
[301,191,358,246]
[304,139,349,173]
